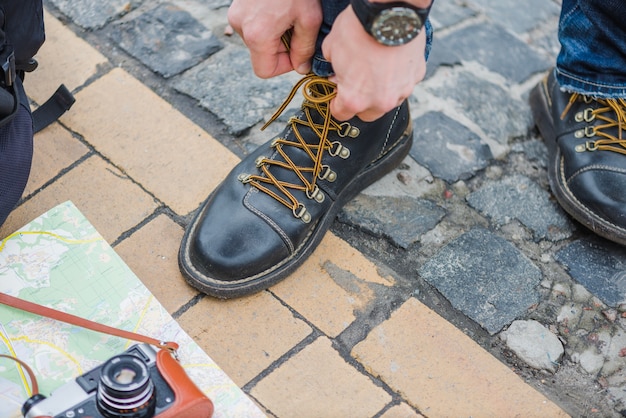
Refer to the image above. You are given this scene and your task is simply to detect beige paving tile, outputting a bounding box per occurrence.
[114,214,199,314]
[251,337,391,417]
[380,403,424,418]
[251,400,276,418]
[24,124,89,196]
[60,67,239,216]
[0,156,158,243]
[177,292,311,387]
[272,233,395,337]
[352,298,569,418]
[27,11,108,105]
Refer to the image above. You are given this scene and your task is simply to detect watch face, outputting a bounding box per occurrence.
[371,8,422,46]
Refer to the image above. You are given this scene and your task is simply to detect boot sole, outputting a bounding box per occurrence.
[179,125,414,298]
[529,80,626,245]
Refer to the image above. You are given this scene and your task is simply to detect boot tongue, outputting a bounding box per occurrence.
[262,103,330,194]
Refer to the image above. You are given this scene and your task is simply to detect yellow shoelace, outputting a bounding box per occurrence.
[561,94,626,155]
[238,74,360,223]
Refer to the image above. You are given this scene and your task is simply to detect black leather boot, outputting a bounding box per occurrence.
[179,74,413,298]
[529,69,626,245]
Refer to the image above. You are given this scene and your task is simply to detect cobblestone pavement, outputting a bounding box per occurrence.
[11,0,626,416]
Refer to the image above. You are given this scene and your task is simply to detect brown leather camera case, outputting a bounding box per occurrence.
[155,349,214,418]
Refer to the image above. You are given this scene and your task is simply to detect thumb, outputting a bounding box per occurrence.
[288,29,317,74]
[329,92,357,122]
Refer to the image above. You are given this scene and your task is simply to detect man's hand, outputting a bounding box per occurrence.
[228,0,322,78]
[322,5,428,122]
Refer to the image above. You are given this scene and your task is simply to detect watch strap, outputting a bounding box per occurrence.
[351,0,431,31]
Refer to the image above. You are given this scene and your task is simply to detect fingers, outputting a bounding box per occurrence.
[289,11,322,74]
[227,0,321,78]
[249,45,295,79]
[329,88,406,122]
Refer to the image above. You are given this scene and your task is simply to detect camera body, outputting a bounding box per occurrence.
[22,343,213,418]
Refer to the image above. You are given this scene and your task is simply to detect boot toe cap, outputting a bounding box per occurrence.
[180,187,292,293]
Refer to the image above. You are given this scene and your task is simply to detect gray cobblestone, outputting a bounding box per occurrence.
[419,228,542,334]
[468,0,561,34]
[338,195,445,249]
[172,46,300,134]
[409,111,492,183]
[466,174,573,241]
[556,238,626,307]
[108,3,223,78]
[435,23,552,82]
[425,70,532,145]
[429,0,476,29]
[48,0,139,29]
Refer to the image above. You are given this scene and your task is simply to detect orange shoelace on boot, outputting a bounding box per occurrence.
[561,94,626,155]
[238,74,360,223]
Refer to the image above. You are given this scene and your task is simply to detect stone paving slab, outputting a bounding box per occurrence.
[352,298,568,417]
[61,67,239,216]
[0,156,159,243]
[27,10,109,105]
[251,337,392,417]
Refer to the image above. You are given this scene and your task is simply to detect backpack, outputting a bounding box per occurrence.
[0,0,74,227]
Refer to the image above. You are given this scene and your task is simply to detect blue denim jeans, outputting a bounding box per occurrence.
[555,0,625,98]
[312,0,433,77]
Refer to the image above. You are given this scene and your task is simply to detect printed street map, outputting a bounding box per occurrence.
[0,201,264,418]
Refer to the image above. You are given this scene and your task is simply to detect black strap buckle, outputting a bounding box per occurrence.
[20,58,39,73]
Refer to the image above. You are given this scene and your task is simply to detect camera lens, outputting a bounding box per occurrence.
[96,354,157,418]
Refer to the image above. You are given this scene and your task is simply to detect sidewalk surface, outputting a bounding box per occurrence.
[1,0,625,416]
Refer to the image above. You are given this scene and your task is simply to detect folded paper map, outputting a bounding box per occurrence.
[0,201,265,418]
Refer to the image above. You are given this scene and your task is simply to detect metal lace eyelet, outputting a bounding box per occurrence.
[575,140,599,153]
[255,156,266,167]
[318,165,337,182]
[238,173,252,183]
[338,122,360,138]
[306,186,325,203]
[575,108,595,123]
[586,141,598,151]
[575,126,596,139]
[293,203,311,223]
[329,141,350,159]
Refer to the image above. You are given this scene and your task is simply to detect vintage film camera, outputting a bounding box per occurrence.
[21,343,213,418]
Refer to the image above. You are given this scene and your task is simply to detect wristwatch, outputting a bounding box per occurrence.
[350,0,431,46]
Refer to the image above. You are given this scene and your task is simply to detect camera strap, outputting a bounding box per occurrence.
[0,292,180,353]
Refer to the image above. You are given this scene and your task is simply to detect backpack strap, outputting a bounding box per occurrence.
[32,83,75,133]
